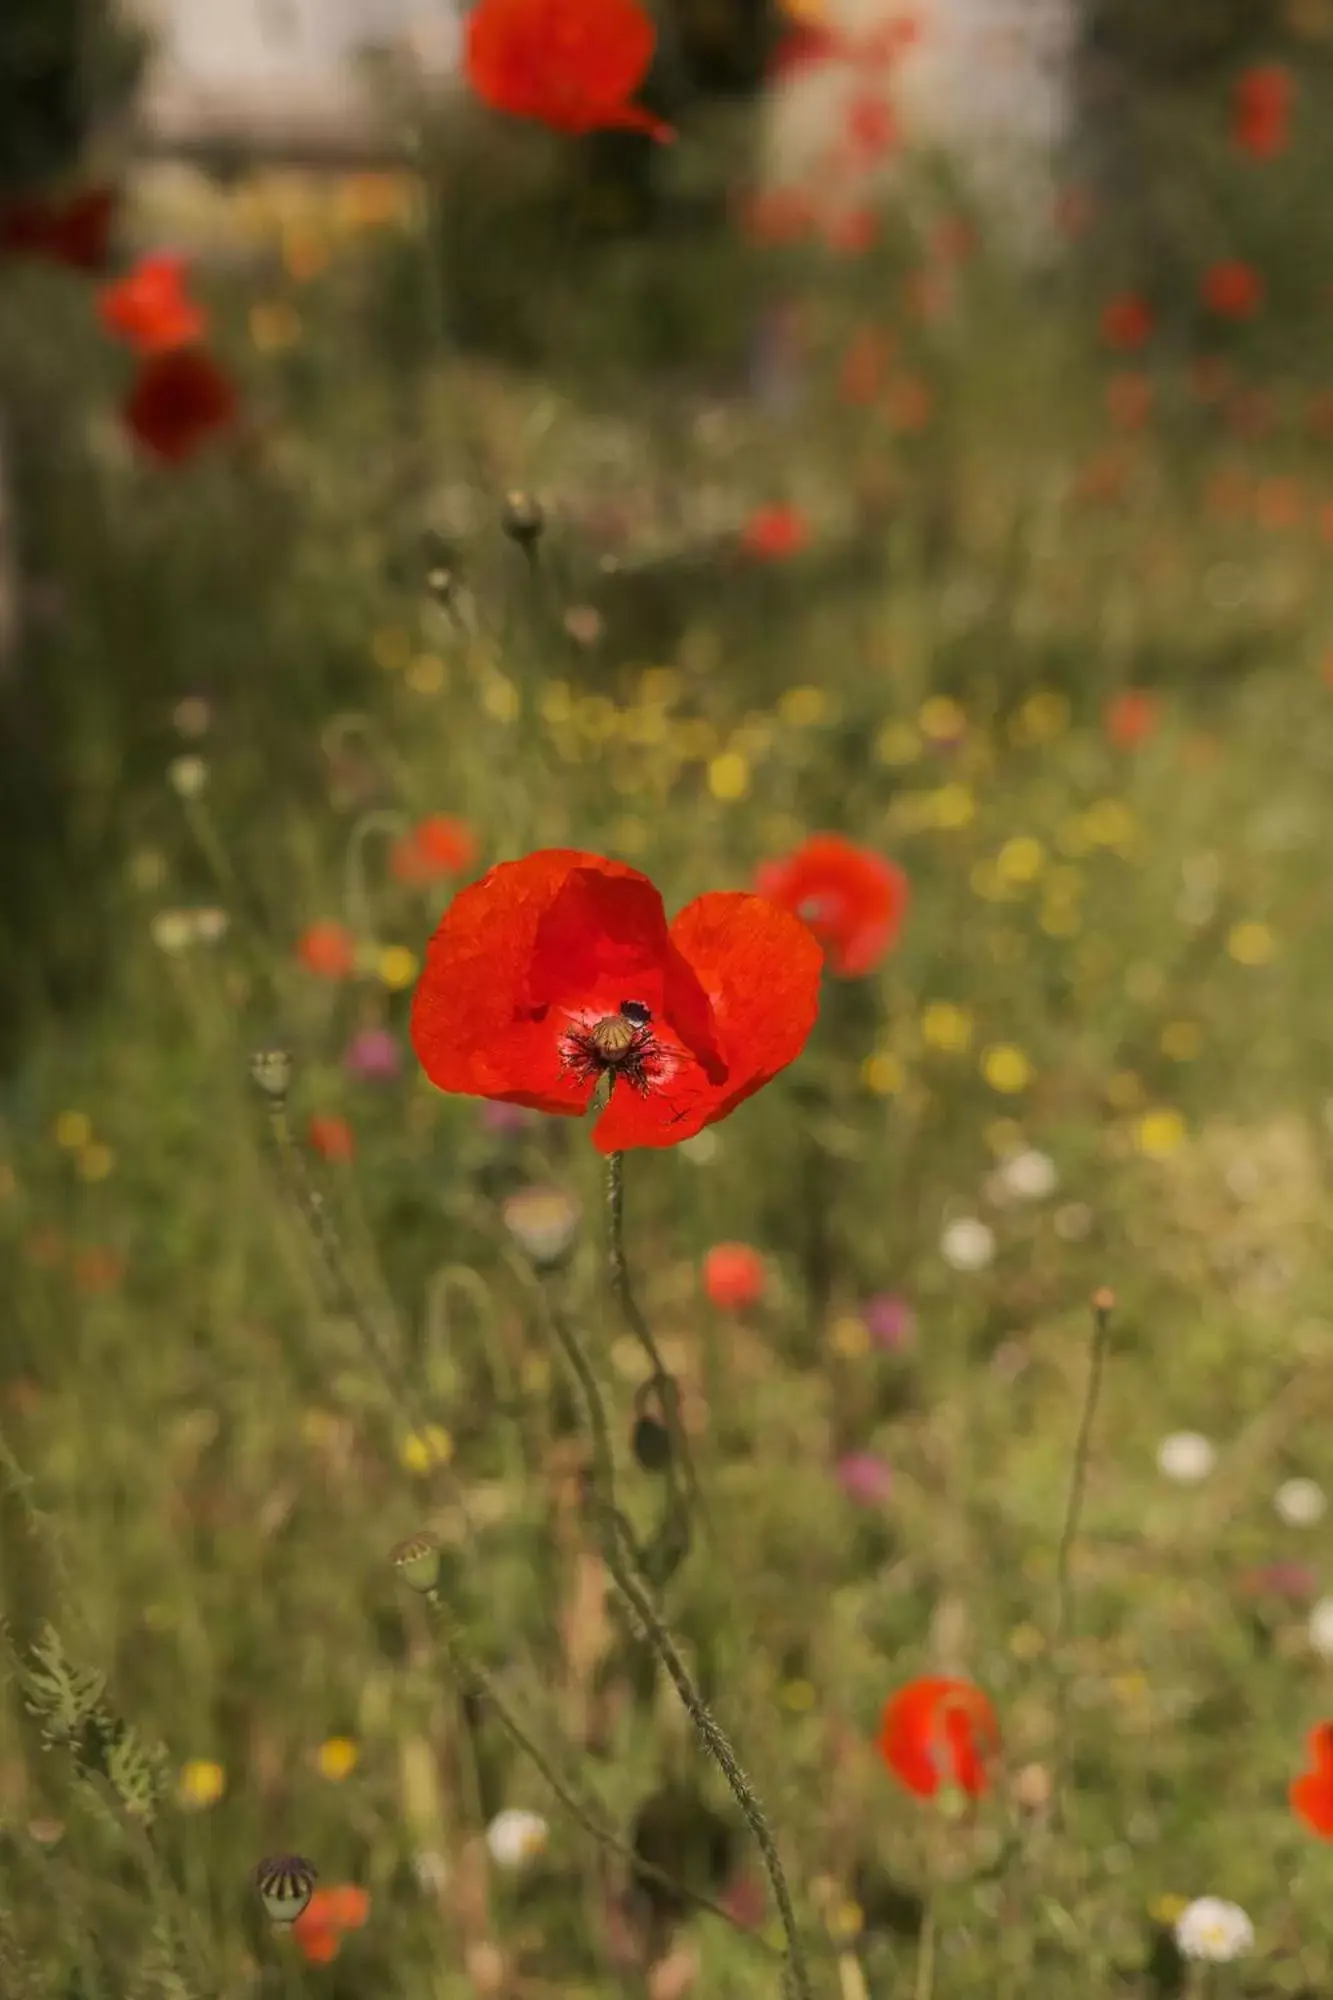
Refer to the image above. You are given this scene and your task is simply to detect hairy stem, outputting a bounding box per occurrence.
[1049,1287,1115,1831]
[543,1290,814,2000]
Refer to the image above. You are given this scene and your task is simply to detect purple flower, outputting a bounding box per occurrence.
[860,1292,914,1351]
[834,1452,892,1506]
[1237,1561,1319,1603]
[344,1026,402,1082]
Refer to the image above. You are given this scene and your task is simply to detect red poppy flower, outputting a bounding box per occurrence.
[736,188,816,247]
[756,834,908,978]
[293,1884,371,1964]
[839,328,892,405]
[878,1677,999,1800]
[844,92,897,163]
[1100,292,1153,352]
[0,186,116,269]
[299,921,357,979]
[703,1241,767,1309]
[1104,689,1161,749]
[1202,261,1263,320]
[409,849,823,1152]
[465,0,674,141]
[390,814,478,884]
[123,349,237,465]
[1291,1723,1333,1837]
[826,207,878,257]
[307,1114,356,1164]
[98,254,206,354]
[741,503,810,560]
[1233,64,1293,160]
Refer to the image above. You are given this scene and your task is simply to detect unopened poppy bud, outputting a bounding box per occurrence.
[502,491,544,550]
[1091,1285,1116,1315]
[253,1853,317,1925]
[390,1531,443,1596]
[631,1412,671,1472]
[249,1049,293,1101]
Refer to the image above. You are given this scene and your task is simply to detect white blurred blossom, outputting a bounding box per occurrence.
[1275,1478,1326,1528]
[940,1217,996,1271]
[1156,1433,1216,1485]
[1174,1898,1254,1964]
[486,1809,549,1870]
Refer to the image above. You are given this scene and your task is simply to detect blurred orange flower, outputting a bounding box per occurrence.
[307,1114,356,1164]
[877,1677,999,1800]
[1202,261,1263,320]
[1291,1723,1333,1836]
[390,814,478,885]
[1104,689,1161,749]
[1100,293,1153,352]
[293,1884,371,1964]
[703,1242,767,1310]
[74,1247,127,1295]
[1233,64,1293,160]
[741,504,810,560]
[298,921,356,979]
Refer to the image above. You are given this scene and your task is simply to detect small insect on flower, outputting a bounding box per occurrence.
[254,1854,318,1926]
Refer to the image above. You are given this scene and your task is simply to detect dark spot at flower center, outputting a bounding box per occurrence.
[619,1000,652,1024]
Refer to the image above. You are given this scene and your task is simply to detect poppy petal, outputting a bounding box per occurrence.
[1292,1769,1333,1836]
[667,892,823,1114]
[411,849,649,1113]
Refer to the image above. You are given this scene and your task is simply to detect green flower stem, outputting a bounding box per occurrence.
[1049,1287,1115,1832]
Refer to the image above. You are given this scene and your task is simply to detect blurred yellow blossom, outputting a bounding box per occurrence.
[577,696,619,742]
[1012,691,1070,743]
[378,947,418,991]
[708,752,751,801]
[778,685,832,727]
[996,836,1045,885]
[77,1144,114,1182]
[316,1736,359,1781]
[861,1053,905,1096]
[830,1315,870,1358]
[875,720,921,765]
[781,1679,817,1712]
[400,1425,454,1473]
[982,1045,1033,1093]
[928,783,976,828]
[1227,921,1275,965]
[482,673,520,723]
[1149,1895,1190,1926]
[407,655,445,695]
[54,1112,92,1150]
[1082,800,1138,852]
[922,1003,974,1053]
[1040,899,1080,937]
[1161,1021,1201,1060]
[918,695,966,740]
[372,627,411,672]
[1136,1108,1186,1158]
[178,1760,226,1809]
[336,172,417,230]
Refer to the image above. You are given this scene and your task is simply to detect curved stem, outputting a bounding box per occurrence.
[343,807,412,947]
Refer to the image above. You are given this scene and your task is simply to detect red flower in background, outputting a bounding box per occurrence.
[755,833,909,977]
[293,1885,371,1964]
[307,1114,356,1164]
[390,814,478,884]
[1202,261,1263,320]
[0,185,116,268]
[410,849,823,1152]
[839,328,893,404]
[1104,689,1161,748]
[465,0,674,140]
[1291,1724,1333,1837]
[123,349,237,464]
[878,1678,1000,1801]
[1106,372,1153,432]
[98,254,206,353]
[1100,292,1153,352]
[741,503,810,560]
[299,921,357,979]
[703,1241,767,1309]
[1233,64,1293,160]
[844,92,897,163]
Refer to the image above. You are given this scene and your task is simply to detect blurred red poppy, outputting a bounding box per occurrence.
[703,1241,767,1309]
[756,833,909,978]
[839,328,893,405]
[878,1677,999,1800]
[465,0,673,140]
[741,504,810,560]
[1202,261,1263,320]
[307,1114,356,1164]
[1100,293,1153,352]
[299,921,357,979]
[1291,1723,1333,1837]
[410,849,822,1152]
[844,92,897,163]
[123,349,237,464]
[1233,64,1293,160]
[1104,689,1161,749]
[826,207,878,257]
[390,814,478,884]
[293,1884,371,1964]
[0,186,115,268]
[1106,372,1152,432]
[98,254,206,354]
[736,188,816,247]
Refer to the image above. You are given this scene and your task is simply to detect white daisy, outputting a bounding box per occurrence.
[1275,1478,1326,1528]
[485,1809,549,1870]
[1155,1433,1216,1485]
[940,1217,996,1271]
[1173,1897,1254,1964]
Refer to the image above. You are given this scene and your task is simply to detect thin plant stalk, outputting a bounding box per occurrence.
[1048,1286,1116,1831]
